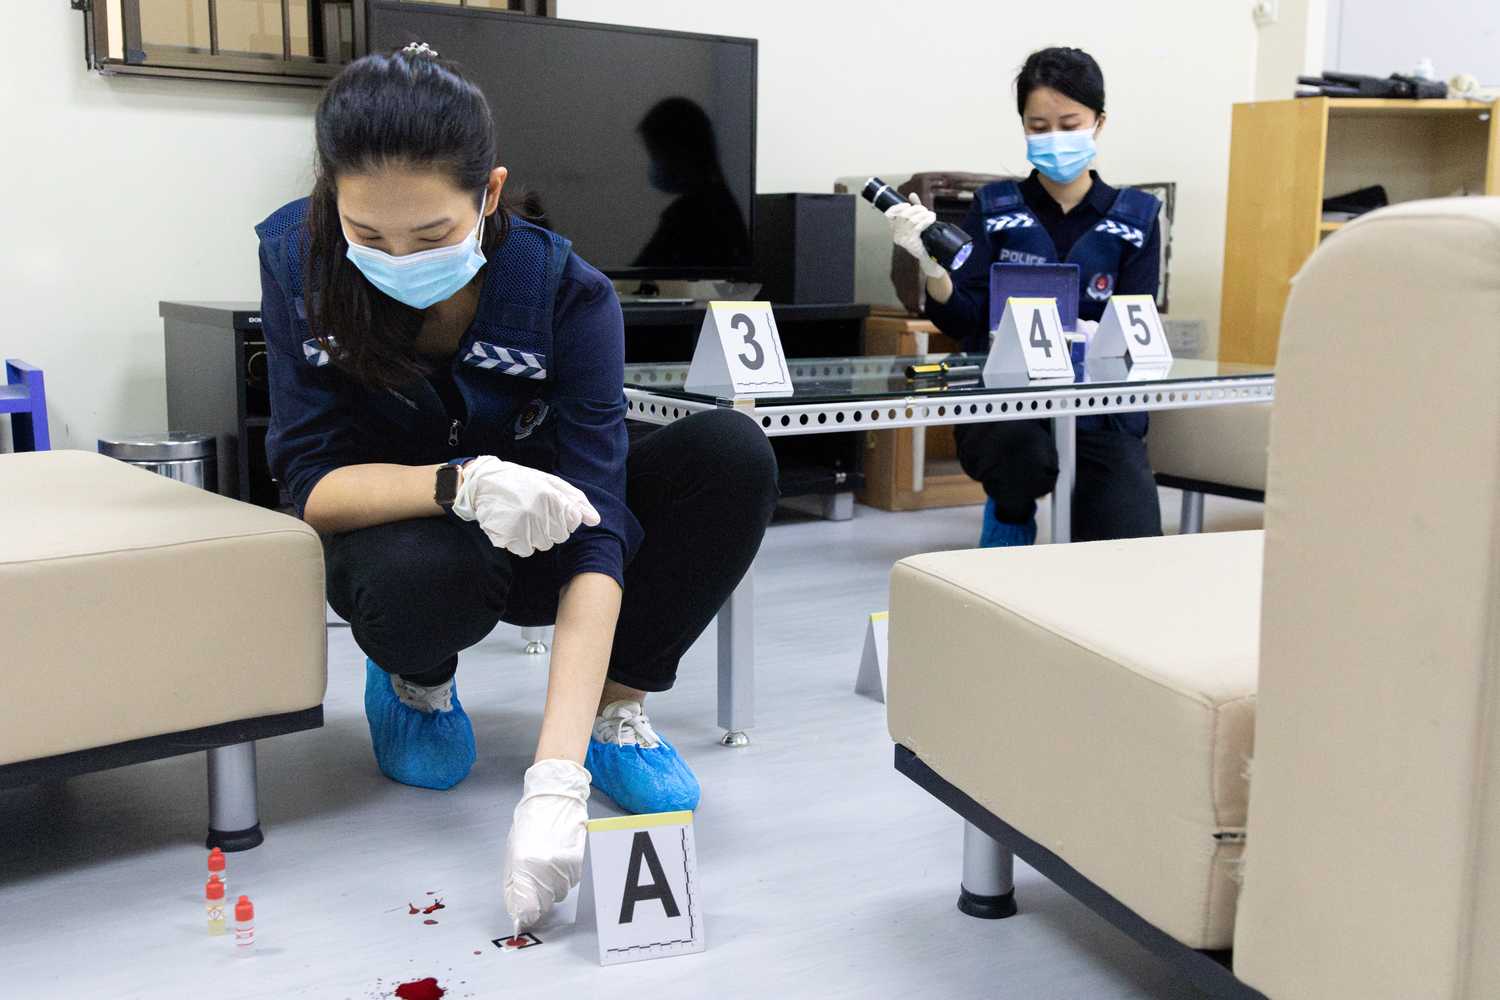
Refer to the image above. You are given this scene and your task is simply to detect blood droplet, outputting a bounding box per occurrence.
[426,891,437,896]
[394,979,445,1000]
[423,919,438,925]
[421,898,445,914]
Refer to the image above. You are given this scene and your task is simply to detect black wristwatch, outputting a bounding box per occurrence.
[435,457,471,512]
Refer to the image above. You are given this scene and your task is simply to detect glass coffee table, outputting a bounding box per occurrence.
[623,354,1275,745]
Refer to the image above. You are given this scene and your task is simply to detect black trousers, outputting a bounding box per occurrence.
[953,415,1162,543]
[324,409,779,690]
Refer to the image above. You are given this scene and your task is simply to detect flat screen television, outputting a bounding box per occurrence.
[366,2,757,281]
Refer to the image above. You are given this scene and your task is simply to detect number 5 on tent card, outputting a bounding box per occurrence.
[1087,294,1173,367]
[576,811,705,966]
[683,301,793,397]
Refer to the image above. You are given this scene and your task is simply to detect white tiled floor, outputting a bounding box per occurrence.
[0,491,1262,1000]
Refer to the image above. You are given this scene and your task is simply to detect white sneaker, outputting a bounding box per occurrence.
[390,674,455,714]
[593,700,661,749]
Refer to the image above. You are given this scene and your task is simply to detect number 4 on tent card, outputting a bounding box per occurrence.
[576,811,704,966]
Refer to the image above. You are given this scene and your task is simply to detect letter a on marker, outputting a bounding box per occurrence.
[619,831,681,924]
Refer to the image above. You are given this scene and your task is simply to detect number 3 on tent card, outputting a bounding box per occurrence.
[683,301,794,398]
[576,811,705,966]
[1086,294,1173,367]
[984,297,1074,382]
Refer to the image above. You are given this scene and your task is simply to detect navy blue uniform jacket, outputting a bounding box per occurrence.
[256,198,643,590]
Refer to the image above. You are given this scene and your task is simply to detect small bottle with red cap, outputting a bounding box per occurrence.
[207,847,228,896]
[234,895,255,951]
[205,878,227,936]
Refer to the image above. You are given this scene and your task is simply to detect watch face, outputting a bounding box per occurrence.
[436,464,461,507]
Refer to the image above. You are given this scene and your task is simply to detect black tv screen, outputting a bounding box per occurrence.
[367,3,757,280]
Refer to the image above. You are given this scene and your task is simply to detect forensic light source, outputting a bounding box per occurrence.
[861,177,975,272]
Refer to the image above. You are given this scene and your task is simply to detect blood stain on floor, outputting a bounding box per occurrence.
[393,978,445,1000]
[423,919,438,925]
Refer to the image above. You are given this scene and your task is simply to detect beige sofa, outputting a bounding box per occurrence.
[1149,401,1270,532]
[0,450,327,850]
[887,197,1500,998]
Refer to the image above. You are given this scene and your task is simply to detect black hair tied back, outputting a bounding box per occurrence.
[304,43,510,390]
[1014,47,1106,119]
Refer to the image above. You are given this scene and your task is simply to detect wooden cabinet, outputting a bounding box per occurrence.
[1219,98,1499,364]
[858,313,985,512]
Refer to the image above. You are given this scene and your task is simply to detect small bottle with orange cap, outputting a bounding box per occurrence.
[205,878,227,935]
[234,895,255,952]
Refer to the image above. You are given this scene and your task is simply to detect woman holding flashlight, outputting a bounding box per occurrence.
[886,46,1164,547]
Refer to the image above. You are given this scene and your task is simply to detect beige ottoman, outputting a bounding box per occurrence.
[888,531,1261,988]
[0,450,327,850]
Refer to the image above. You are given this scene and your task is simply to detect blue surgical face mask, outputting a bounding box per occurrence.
[1026,128,1098,184]
[344,198,488,310]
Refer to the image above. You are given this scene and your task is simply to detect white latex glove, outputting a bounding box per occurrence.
[451,455,600,558]
[884,192,947,279]
[503,758,591,933]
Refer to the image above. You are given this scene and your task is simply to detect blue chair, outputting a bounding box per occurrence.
[2,360,50,451]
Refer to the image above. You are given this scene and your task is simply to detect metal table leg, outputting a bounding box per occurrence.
[1179,490,1206,534]
[206,742,263,851]
[521,625,550,655]
[959,821,1017,918]
[1050,414,1076,544]
[717,562,755,747]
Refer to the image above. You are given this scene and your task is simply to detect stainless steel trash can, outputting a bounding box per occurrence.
[98,433,218,492]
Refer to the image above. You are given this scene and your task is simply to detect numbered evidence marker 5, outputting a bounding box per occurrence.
[1086,294,1173,366]
[576,811,704,966]
[684,301,793,397]
[984,297,1074,381]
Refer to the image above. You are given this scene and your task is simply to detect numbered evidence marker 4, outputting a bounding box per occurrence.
[576,811,704,966]
[684,301,794,398]
[1086,294,1173,367]
[984,297,1074,382]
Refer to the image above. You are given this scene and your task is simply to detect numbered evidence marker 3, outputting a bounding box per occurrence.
[576,811,704,966]
[684,301,794,398]
[984,297,1074,382]
[1086,294,1173,367]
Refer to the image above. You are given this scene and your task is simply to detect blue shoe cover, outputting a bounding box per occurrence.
[586,702,701,814]
[979,497,1038,548]
[363,659,476,790]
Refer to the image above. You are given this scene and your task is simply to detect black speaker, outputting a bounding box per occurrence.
[754,193,856,304]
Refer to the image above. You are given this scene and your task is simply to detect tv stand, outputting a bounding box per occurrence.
[621,302,870,508]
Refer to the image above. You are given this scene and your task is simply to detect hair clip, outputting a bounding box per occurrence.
[401,41,438,58]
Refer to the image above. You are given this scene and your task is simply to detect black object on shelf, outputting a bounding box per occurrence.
[1322,185,1388,219]
[161,301,283,510]
[1296,71,1447,100]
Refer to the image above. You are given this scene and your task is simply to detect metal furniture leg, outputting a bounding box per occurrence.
[959,821,1018,918]
[821,491,854,521]
[717,562,755,747]
[1050,414,1076,544]
[521,626,550,655]
[1179,490,1206,535]
[206,741,262,851]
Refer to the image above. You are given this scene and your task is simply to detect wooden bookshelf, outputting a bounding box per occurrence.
[1219,97,1498,364]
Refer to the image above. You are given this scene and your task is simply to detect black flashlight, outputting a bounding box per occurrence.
[862,177,975,272]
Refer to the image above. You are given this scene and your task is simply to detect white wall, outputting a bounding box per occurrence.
[0,4,319,451]
[1256,0,1329,99]
[564,1,1258,353]
[1326,0,1500,84]
[3,2,1262,452]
